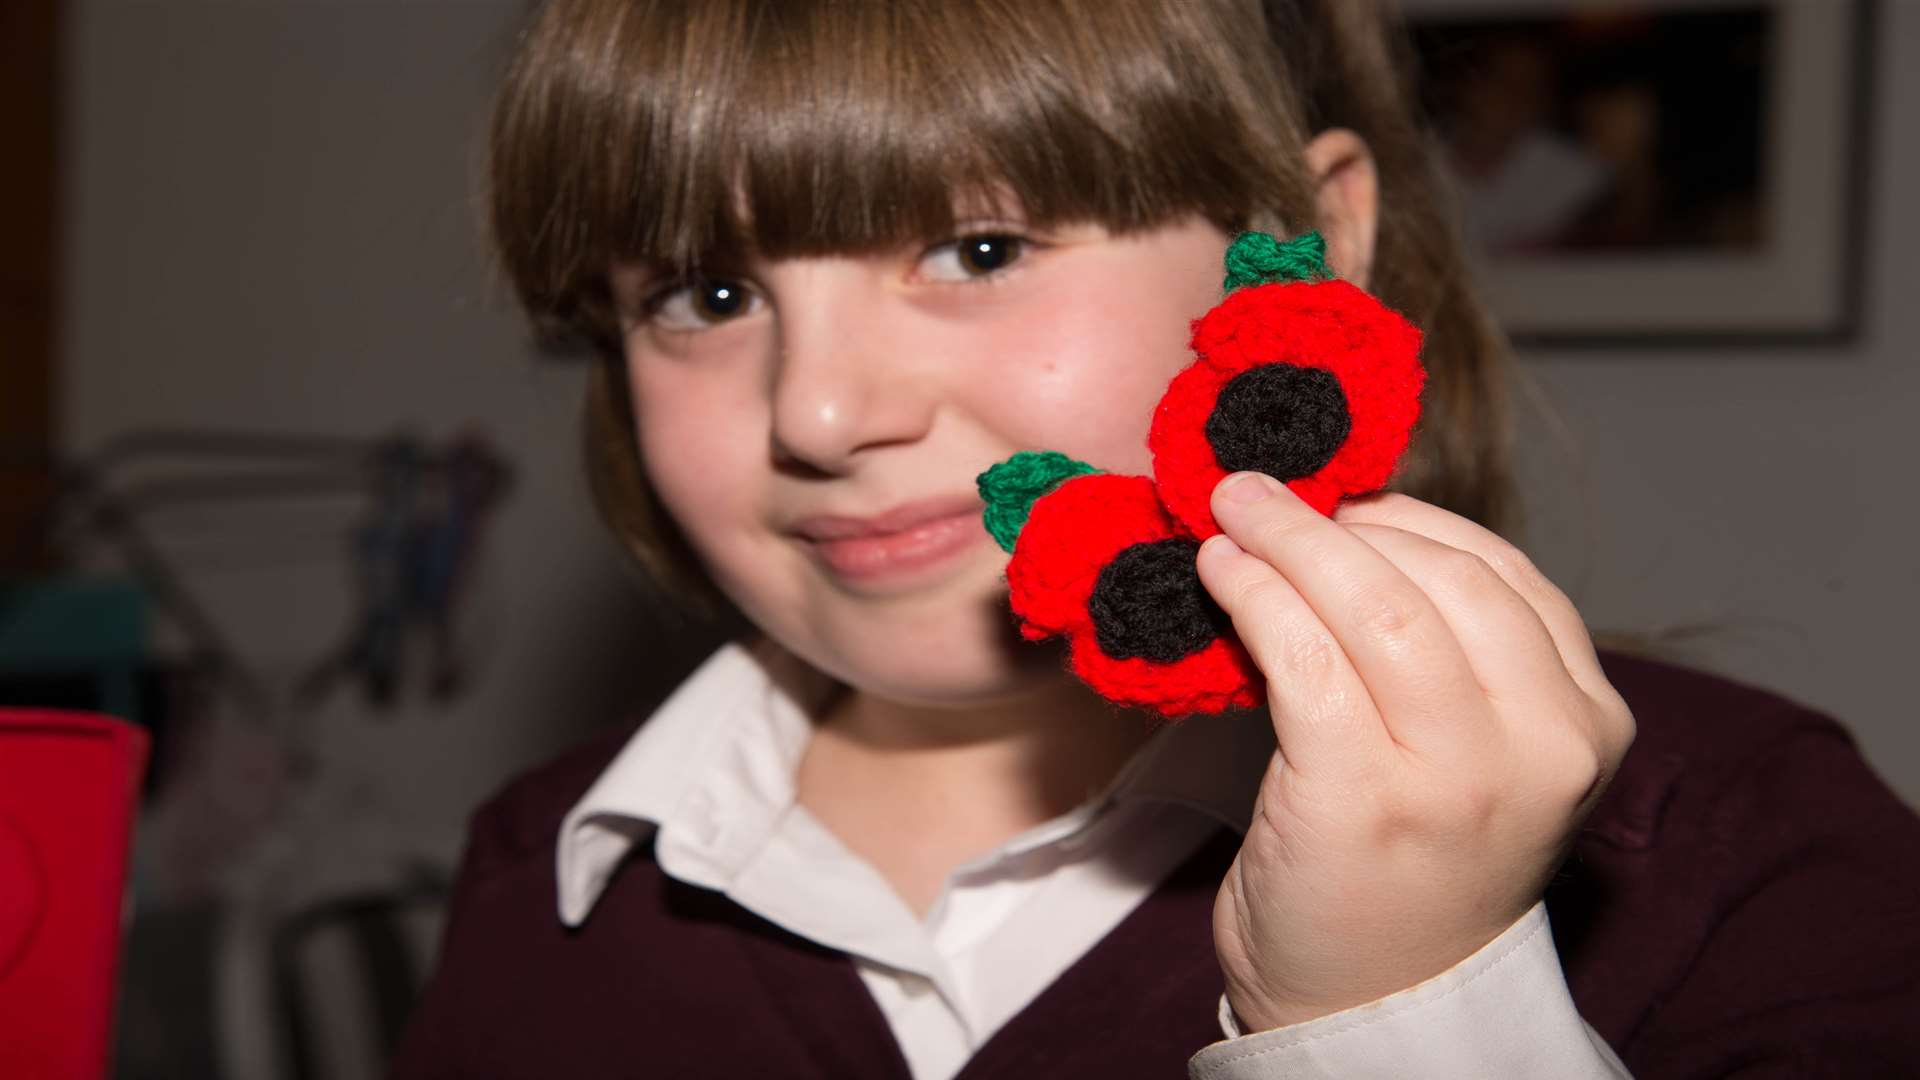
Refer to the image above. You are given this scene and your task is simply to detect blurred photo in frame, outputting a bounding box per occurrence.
[1403,0,1875,345]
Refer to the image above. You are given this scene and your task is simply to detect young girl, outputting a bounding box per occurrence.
[395,1,1920,1076]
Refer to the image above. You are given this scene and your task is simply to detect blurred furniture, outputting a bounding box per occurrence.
[0,709,150,1080]
[269,884,448,1080]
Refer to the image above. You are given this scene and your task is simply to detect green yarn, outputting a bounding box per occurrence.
[1222,230,1333,292]
[976,451,1100,553]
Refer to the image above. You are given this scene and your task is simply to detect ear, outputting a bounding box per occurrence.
[1302,128,1379,289]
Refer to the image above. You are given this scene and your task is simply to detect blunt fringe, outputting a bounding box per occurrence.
[487,0,1518,620]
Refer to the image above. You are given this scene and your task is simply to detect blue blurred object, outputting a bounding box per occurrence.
[297,433,510,710]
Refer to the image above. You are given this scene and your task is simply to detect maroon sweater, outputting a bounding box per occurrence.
[392,652,1920,1078]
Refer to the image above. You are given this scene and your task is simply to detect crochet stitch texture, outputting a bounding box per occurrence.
[976,231,1426,718]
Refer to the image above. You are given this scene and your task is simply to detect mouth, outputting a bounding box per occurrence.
[790,493,990,584]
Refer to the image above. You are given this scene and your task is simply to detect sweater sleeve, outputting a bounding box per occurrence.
[1615,719,1920,1076]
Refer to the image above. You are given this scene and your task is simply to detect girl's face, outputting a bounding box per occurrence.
[613,212,1232,708]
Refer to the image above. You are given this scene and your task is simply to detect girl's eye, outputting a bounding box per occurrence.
[917,233,1027,282]
[647,277,757,330]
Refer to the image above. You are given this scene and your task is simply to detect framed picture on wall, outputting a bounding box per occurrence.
[1402,0,1875,346]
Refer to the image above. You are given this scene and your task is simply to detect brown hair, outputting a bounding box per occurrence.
[487,0,1516,620]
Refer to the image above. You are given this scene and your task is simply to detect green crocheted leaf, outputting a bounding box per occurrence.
[976,451,1101,553]
[1222,230,1333,292]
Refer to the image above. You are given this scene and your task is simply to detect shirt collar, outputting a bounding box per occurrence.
[556,637,1273,928]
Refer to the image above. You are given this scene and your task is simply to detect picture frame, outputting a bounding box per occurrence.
[1401,0,1877,347]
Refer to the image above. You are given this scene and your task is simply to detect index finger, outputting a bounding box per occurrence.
[1209,471,1488,759]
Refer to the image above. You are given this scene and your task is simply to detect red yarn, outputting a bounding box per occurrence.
[998,275,1426,718]
[1005,474,1172,642]
[1005,474,1262,718]
[1148,278,1425,538]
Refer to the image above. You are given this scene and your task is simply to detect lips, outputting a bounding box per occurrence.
[790,492,987,541]
[790,492,989,583]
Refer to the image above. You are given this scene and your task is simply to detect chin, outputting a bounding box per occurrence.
[858,639,1070,709]
[795,592,1074,710]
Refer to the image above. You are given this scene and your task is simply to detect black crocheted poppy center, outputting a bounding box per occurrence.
[1087,539,1229,663]
[1205,363,1351,481]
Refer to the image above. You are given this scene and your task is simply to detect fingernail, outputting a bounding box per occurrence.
[1222,472,1273,504]
[1200,532,1243,558]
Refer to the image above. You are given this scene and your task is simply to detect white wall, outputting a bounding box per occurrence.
[1511,1,1920,808]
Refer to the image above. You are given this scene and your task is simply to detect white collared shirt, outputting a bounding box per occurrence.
[557,640,1630,1079]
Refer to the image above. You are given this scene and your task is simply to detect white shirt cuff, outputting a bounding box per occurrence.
[1189,901,1631,1079]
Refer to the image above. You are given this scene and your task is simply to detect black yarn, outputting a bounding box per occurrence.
[1205,364,1351,481]
[1087,539,1228,664]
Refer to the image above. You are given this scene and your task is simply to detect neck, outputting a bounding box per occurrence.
[793,667,1163,906]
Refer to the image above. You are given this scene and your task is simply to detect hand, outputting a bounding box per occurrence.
[1194,471,1635,1032]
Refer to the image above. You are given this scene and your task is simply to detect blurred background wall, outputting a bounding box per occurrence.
[22,0,1920,1075]
[51,5,721,1074]
[59,0,686,876]
[1505,4,1920,813]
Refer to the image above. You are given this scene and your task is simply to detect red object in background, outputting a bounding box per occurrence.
[0,710,149,1080]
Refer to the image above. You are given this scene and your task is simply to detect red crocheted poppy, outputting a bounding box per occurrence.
[975,231,1425,719]
[1149,277,1425,539]
[999,469,1262,717]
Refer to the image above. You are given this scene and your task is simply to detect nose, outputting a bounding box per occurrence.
[766,264,937,475]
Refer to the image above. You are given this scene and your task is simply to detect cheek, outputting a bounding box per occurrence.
[627,358,767,551]
[975,274,1210,475]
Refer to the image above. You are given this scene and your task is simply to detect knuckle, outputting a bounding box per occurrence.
[1241,593,1341,681]
[1451,782,1500,831]
[1612,701,1639,757]
[1481,536,1535,577]
[1487,542,1561,602]
[1541,727,1607,809]
[1350,583,1427,642]
[1366,787,1423,841]
[1434,546,1499,596]
[1563,742,1607,806]
[1594,684,1635,731]
[1596,697,1638,771]
[1279,625,1344,680]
